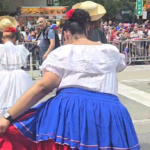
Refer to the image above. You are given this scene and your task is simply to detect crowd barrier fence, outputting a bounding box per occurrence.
[18,40,150,79]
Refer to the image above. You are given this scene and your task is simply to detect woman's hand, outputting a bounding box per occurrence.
[43,53,48,60]
[0,117,10,134]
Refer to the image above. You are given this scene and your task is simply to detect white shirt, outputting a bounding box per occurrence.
[40,44,126,96]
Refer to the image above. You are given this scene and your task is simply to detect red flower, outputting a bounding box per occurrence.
[66,9,75,19]
[9,27,17,33]
[3,27,17,33]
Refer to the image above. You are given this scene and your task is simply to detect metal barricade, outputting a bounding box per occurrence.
[108,39,150,64]
[18,42,40,79]
[17,40,150,79]
[18,42,40,69]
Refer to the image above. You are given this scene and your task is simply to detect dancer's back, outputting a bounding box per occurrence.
[0,41,33,116]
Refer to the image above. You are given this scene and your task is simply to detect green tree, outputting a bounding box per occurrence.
[0,0,9,12]
[59,0,135,21]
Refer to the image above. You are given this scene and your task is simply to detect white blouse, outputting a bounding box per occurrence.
[0,41,29,71]
[40,44,126,96]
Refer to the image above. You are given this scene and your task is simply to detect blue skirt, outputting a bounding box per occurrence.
[14,88,140,150]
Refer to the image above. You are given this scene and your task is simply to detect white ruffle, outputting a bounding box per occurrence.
[116,54,126,72]
[40,44,125,76]
[40,44,126,96]
[0,42,29,69]
[40,64,63,77]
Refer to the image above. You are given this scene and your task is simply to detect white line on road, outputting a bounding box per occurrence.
[118,83,150,108]
[120,78,150,83]
[133,119,150,124]
[124,68,150,72]
[123,65,150,72]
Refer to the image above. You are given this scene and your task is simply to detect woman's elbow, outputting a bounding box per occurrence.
[35,82,51,95]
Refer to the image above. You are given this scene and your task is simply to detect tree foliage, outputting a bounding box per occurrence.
[0,0,9,12]
[59,0,136,21]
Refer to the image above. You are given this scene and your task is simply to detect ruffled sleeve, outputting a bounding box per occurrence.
[116,53,126,72]
[40,44,126,78]
[107,44,126,72]
[40,48,64,78]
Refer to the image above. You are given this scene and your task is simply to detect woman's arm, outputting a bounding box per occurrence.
[8,71,61,120]
[114,31,120,36]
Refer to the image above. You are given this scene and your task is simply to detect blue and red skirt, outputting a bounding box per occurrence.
[0,88,140,150]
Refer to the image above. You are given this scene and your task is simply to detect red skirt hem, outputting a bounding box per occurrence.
[0,111,74,150]
[0,125,73,150]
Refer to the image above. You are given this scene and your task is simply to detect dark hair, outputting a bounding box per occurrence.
[2,32,16,40]
[63,9,91,35]
[21,26,25,31]
[89,19,101,29]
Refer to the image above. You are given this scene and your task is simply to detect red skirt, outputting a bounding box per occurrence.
[0,125,73,150]
[0,112,75,150]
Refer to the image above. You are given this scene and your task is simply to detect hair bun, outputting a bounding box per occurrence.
[70,9,91,25]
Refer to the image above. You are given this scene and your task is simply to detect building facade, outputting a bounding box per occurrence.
[6,0,59,12]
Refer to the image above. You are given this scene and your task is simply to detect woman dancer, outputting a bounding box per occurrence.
[72,1,107,43]
[61,1,107,45]
[0,9,139,150]
[0,26,33,117]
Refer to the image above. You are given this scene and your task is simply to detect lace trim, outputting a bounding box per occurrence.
[40,64,62,78]
[40,45,125,74]
[0,44,29,68]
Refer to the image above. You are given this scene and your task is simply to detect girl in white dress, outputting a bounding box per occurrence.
[0,27,33,117]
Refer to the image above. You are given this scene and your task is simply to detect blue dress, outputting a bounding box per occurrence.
[13,44,139,149]
[13,88,140,150]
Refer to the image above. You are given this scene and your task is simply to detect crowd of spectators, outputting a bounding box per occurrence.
[102,20,150,60]
[16,19,61,71]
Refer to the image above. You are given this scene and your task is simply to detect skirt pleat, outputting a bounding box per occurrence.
[0,88,140,150]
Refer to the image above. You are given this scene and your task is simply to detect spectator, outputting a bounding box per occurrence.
[35,28,41,38]
[110,28,117,41]
[116,23,124,31]
[134,23,139,27]
[108,21,113,27]
[50,24,60,48]
[113,22,116,27]
[120,29,127,41]
[28,31,36,42]
[130,26,140,39]
[138,26,144,38]
[88,19,107,43]
[38,17,55,63]
[47,20,51,27]
[24,28,30,42]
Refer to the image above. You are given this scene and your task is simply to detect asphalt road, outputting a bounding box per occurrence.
[28,65,150,150]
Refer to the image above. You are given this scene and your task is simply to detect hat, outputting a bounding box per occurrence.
[72,1,106,21]
[0,16,17,31]
[50,24,58,29]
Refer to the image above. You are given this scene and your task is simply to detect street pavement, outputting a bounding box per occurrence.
[28,65,150,150]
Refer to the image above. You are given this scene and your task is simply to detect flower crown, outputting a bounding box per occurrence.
[3,27,17,33]
[66,9,75,19]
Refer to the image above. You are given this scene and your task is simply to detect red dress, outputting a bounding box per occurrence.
[0,113,74,150]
